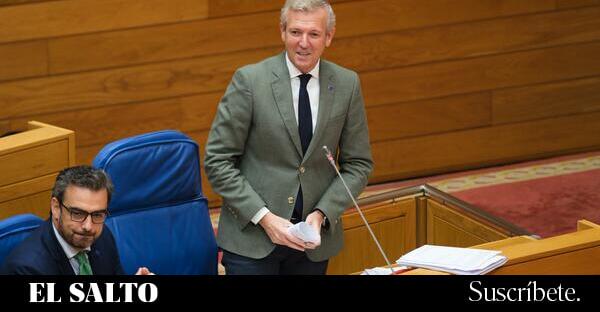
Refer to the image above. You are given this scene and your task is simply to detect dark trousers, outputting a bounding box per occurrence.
[222,246,328,275]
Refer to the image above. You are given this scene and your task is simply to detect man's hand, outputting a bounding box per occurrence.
[259,212,306,251]
[304,210,324,249]
[135,267,155,275]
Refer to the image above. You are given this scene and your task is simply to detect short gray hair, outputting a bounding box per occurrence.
[280,0,336,32]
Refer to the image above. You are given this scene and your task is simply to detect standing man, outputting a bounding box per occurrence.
[204,0,373,274]
[1,165,152,275]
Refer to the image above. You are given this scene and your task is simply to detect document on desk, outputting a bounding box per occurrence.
[396,244,508,275]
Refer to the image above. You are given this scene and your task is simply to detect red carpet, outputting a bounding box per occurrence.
[453,168,600,238]
[364,150,600,238]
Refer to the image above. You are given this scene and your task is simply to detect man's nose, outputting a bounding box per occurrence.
[299,34,309,47]
[81,215,93,230]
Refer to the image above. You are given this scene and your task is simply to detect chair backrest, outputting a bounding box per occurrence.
[93,130,217,275]
[0,214,43,265]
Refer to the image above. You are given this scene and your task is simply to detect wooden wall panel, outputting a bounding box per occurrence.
[366,93,491,142]
[47,0,556,74]
[0,47,279,119]
[0,190,51,220]
[556,0,600,9]
[334,0,555,38]
[1,0,600,209]
[48,11,280,74]
[1,140,69,186]
[362,42,600,106]
[0,41,47,81]
[329,198,416,274]
[427,199,507,247]
[4,27,599,122]
[9,93,221,147]
[327,6,600,72]
[208,0,352,18]
[0,0,51,6]
[371,112,600,182]
[493,76,600,124]
[0,0,208,44]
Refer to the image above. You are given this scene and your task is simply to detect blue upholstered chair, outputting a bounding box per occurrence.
[93,130,218,275]
[0,214,43,265]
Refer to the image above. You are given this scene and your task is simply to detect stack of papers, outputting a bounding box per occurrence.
[288,222,321,244]
[396,245,508,275]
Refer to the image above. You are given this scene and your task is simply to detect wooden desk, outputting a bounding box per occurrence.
[401,222,600,275]
[0,121,75,219]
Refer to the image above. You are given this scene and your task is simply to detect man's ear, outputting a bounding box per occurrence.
[50,197,60,221]
[325,27,336,47]
[280,24,287,42]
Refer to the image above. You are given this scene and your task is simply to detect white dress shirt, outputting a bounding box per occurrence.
[250,53,321,225]
[52,222,91,274]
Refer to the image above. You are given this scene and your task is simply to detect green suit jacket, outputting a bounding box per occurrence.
[204,52,373,261]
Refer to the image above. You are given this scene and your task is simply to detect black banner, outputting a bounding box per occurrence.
[0,275,598,306]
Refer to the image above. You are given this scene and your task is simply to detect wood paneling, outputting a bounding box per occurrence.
[0,173,56,203]
[47,0,556,74]
[334,0,555,38]
[0,41,47,81]
[0,47,278,119]
[2,0,600,210]
[0,190,51,220]
[208,0,284,17]
[6,40,599,123]
[367,93,491,142]
[327,6,600,72]
[0,0,208,44]
[0,0,52,6]
[362,42,600,107]
[493,76,600,124]
[1,140,68,186]
[427,199,507,247]
[208,0,352,18]
[0,121,74,219]
[11,93,221,147]
[371,112,600,182]
[48,11,280,74]
[556,0,600,9]
[328,198,416,274]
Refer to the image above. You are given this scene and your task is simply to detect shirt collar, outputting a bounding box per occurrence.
[52,221,91,260]
[285,52,320,79]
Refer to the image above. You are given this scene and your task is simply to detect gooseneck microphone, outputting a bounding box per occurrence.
[322,146,393,273]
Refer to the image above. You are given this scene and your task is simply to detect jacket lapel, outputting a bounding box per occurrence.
[43,220,76,275]
[272,54,303,158]
[304,62,335,160]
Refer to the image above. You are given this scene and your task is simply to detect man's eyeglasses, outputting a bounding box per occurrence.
[59,201,108,224]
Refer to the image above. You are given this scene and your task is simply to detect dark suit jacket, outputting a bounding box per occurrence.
[0,219,124,275]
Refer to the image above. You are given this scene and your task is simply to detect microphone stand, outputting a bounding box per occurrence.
[323,146,394,274]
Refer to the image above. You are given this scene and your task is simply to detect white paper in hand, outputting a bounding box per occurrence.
[288,222,321,244]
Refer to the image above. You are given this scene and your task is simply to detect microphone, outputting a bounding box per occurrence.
[322,146,394,274]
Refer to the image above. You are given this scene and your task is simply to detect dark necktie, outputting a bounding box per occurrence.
[297,73,313,155]
[293,73,312,221]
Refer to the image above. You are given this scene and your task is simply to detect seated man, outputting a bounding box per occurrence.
[1,165,151,275]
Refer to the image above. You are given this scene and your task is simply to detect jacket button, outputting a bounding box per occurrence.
[299,167,305,174]
[288,197,294,204]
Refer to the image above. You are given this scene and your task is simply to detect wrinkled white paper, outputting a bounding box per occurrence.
[288,222,321,244]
